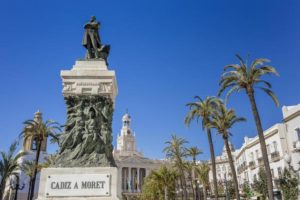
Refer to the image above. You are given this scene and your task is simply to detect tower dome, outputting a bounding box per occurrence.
[122,112,131,130]
[122,113,131,122]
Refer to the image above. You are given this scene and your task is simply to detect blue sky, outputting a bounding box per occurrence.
[0,0,300,160]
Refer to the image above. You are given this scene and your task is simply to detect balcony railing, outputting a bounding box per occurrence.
[237,162,248,174]
[258,157,264,165]
[271,151,280,162]
[249,161,255,170]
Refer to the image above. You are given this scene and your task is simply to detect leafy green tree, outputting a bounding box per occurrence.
[21,118,61,200]
[0,141,26,200]
[163,135,189,200]
[153,166,178,200]
[242,182,253,199]
[195,163,210,200]
[139,166,178,200]
[279,168,299,200]
[226,180,237,199]
[207,103,245,200]
[219,55,279,200]
[185,96,222,199]
[139,173,162,200]
[252,168,268,200]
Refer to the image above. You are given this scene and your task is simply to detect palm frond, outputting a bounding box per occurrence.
[258,87,280,107]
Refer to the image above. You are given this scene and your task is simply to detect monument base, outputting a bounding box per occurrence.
[37,167,120,200]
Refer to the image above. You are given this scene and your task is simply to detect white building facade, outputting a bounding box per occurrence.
[209,104,300,196]
[208,143,235,185]
[113,113,163,200]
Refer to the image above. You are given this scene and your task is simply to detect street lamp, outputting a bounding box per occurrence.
[10,174,25,200]
[196,180,201,200]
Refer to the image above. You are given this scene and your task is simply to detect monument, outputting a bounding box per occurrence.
[37,17,120,200]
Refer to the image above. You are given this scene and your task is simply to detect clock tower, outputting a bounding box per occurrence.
[114,112,143,158]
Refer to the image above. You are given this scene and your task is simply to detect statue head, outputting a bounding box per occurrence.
[90,16,96,22]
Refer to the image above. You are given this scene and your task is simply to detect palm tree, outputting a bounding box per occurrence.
[163,134,189,200]
[207,103,245,200]
[185,96,221,199]
[21,117,61,200]
[21,160,36,200]
[188,146,202,200]
[0,141,26,200]
[188,147,202,164]
[183,162,195,199]
[152,166,178,200]
[39,154,57,169]
[195,163,210,200]
[219,54,279,200]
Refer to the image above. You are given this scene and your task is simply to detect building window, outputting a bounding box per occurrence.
[255,149,260,158]
[296,128,300,141]
[277,167,282,177]
[245,172,249,182]
[267,144,270,154]
[273,141,278,152]
[253,174,257,181]
[31,137,38,150]
[250,152,254,161]
[271,169,274,178]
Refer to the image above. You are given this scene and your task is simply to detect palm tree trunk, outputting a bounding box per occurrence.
[0,179,6,200]
[29,140,42,200]
[247,90,274,200]
[203,186,207,200]
[179,177,184,200]
[192,167,198,200]
[180,169,188,200]
[27,179,32,200]
[191,158,196,200]
[164,186,168,200]
[206,128,218,199]
[191,177,195,200]
[223,136,240,200]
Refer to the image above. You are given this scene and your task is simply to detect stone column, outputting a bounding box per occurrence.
[137,168,140,192]
[128,167,131,192]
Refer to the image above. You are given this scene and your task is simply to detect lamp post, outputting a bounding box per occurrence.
[176,188,183,200]
[196,180,201,200]
[10,174,25,200]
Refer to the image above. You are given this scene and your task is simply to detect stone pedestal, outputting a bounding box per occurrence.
[60,60,117,99]
[37,59,120,200]
[37,167,121,200]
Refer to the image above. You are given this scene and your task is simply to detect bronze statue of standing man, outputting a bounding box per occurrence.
[82,16,101,59]
[82,16,110,61]
[82,16,102,59]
